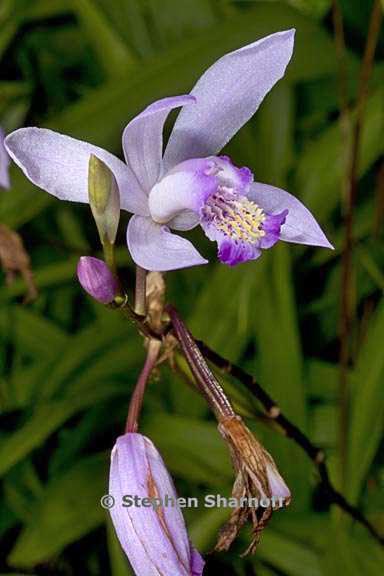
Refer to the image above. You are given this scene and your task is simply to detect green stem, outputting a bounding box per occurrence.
[103,240,116,274]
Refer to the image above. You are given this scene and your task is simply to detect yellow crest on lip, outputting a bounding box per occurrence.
[204,191,266,243]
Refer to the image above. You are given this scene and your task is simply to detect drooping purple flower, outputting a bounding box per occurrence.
[5,29,332,271]
[77,256,118,304]
[109,433,204,576]
[0,127,10,189]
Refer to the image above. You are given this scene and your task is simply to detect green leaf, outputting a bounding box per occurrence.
[297,88,384,222]
[257,529,322,576]
[143,413,232,486]
[250,245,310,509]
[8,454,107,567]
[0,384,124,477]
[0,306,68,357]
[107,517,134,576]
[347,299,384,502]
[73,0,136,77]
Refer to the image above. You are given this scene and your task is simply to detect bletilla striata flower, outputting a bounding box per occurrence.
[0,127,10,189]
[5,29,332,271]
[109,433,204,576]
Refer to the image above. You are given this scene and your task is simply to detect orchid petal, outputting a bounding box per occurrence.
[0,127,10,189]
[164,29,295,169]
[5,128,149,215]
[168,210,200,231]
[123,95,195,192]
[148,158,218,225]
[109,433,203,576]
[127,215,208,271]
[247,182,333,249]
[191,547,205,576]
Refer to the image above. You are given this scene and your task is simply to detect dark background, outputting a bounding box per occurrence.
[0,0,383,574]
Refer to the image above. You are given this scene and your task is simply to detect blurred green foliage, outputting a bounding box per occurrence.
[0,0,383,574]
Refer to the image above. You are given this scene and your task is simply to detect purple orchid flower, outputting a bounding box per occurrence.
[5,29,332,271]
[0,127,11,189]
[109,432,204,576]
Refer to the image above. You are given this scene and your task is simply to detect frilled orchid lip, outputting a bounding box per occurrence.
[148,155,290,266]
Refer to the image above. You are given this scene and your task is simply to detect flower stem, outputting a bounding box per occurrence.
[134,266,147,317]
[125,339,161,433]
[102,240,116,274]
[166,305,235,420]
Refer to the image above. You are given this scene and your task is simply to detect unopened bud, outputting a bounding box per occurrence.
[109,433,204,576]
[77,256,118,304]
[88,154,120,244]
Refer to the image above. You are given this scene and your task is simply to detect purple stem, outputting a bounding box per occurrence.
[125,339,161,433]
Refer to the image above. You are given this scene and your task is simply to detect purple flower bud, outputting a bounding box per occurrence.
[77,256,118,304]
[109,433,204,576]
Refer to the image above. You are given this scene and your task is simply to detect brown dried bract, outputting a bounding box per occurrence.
[216,415,291,555]
[0,224,37,302]
[146,271,166,331]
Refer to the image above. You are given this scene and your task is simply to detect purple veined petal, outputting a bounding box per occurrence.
[127,215,208,272]
[0,127,10,189]
[5,128,149,215]
[122,95,195,192]
[247,182,334,249]
[109,433,204,576]
[163,29,295,170]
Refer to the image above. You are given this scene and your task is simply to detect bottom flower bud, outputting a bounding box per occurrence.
[109,433,204,576]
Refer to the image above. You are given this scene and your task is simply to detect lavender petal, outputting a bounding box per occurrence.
[127,215,208,272]
[247,182,334,249]
[5,128,149,215]
[164,29,295,170]
[123,95,195,192]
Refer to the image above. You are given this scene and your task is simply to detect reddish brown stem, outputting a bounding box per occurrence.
[125,339,161,433]
[338,0,382,485]
[167,305,235,420]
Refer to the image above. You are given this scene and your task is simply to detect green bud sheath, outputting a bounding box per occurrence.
[88,154,120,245]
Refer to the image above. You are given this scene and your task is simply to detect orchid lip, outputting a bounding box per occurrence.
[147,154,290,268]
[201,188,267,244]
